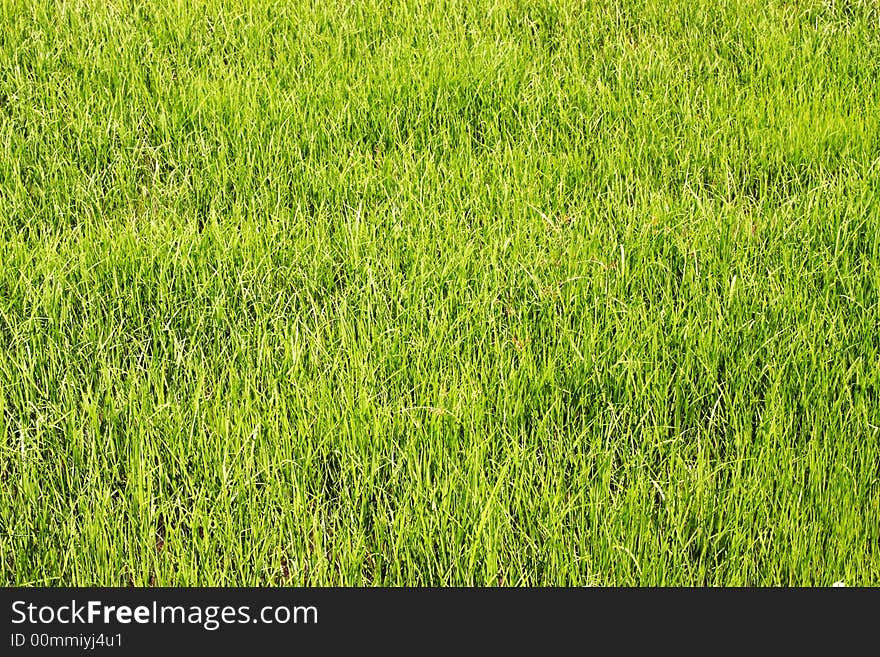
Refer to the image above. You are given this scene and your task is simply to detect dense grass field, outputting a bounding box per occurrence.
[1,0,878,586]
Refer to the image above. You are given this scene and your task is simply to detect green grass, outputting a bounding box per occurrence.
[1,0,879,586]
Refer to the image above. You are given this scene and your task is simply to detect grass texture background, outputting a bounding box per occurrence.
[0,0,878,585]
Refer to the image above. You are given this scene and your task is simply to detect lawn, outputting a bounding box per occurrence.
[1,0,878,585]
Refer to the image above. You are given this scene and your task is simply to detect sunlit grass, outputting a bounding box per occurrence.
[1,0,878,585]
